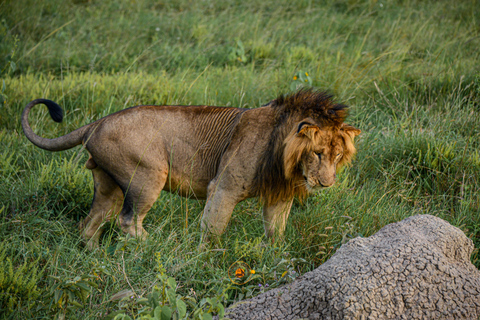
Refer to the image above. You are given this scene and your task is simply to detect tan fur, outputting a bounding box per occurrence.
[253,90,360,207]
[21,90,360,249]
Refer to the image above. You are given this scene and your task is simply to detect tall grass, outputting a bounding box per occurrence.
[0,0,479,318]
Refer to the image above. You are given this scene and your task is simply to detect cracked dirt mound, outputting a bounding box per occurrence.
[223,214,480,319]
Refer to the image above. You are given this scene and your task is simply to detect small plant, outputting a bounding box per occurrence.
[110,253,226,320]
[193,290,227,320]
[47,273,99,318]
[133,261,188,320]
[290,71,313,91]
[226,257,306,302]
[227,39,247,64]
[0,240,43,314]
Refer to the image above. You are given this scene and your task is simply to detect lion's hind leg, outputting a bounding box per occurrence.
[80,167,124,250]
[117,169,168,241]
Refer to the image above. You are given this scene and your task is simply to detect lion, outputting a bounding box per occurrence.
[22,89,360,249]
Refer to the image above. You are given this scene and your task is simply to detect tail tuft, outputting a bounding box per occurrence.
[41,99,64,122]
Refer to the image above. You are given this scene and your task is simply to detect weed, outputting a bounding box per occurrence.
[0,240,43,314]
[108,251,225,320]
[227,39,247,64]
[290,70,313,91]
[47,274,99,319]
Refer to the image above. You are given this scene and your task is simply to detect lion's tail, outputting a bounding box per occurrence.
[22,99,90,151]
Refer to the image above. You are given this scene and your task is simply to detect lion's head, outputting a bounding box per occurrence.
[254,89,361,205]
[284,120,361,190]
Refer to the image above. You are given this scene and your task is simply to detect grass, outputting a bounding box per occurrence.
[1,0,479,318]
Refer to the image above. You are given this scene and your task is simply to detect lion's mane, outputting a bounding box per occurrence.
[253,89,353,206]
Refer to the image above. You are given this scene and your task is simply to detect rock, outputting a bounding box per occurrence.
[223,215,480,319]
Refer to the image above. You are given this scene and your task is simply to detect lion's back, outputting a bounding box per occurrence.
[85,105,246,198]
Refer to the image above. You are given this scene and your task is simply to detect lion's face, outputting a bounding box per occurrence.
[301,134,344,190]
[284,119,360,193]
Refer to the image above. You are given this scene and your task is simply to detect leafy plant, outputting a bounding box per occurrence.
[290,71,313,91]
[47,274,99,318]
[226,257,305,303]
[0,240,43,314]
[110,252,225,320]
[227,39,247,64]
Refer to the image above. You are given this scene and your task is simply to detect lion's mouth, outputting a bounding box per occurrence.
[303,176,327,192]
[303,176,331,192]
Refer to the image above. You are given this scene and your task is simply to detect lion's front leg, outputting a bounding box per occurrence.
[262,199,294,239]
[200,180,244,243]
[201,190,238,240]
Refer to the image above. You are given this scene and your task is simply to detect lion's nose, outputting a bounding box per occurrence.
[319,177,335,187]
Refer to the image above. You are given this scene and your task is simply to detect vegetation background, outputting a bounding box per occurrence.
[1,0,479,318]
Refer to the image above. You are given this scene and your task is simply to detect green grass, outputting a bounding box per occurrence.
[1,0,479,318]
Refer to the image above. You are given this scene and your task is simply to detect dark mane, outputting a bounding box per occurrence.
[271,88,348,126]
[253,89,349,205]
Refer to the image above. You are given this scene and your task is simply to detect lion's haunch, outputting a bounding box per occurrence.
[22,89,360,249]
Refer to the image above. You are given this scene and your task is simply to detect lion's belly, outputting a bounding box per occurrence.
[162,171,210,200]
[160,138,224,200]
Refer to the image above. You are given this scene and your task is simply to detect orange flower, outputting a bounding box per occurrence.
[293,76,298,80]
[235,268,245,278]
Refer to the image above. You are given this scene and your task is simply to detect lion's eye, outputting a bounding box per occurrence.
[316,152,322,159]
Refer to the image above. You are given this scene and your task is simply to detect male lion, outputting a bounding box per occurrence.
[22,89,360,249]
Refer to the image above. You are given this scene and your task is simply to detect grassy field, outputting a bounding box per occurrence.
[1,0,479,318]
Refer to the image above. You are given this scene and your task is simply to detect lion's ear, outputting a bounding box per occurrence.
[340,124,361,141]
[297,121,319,140]
[337,124,360,171]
